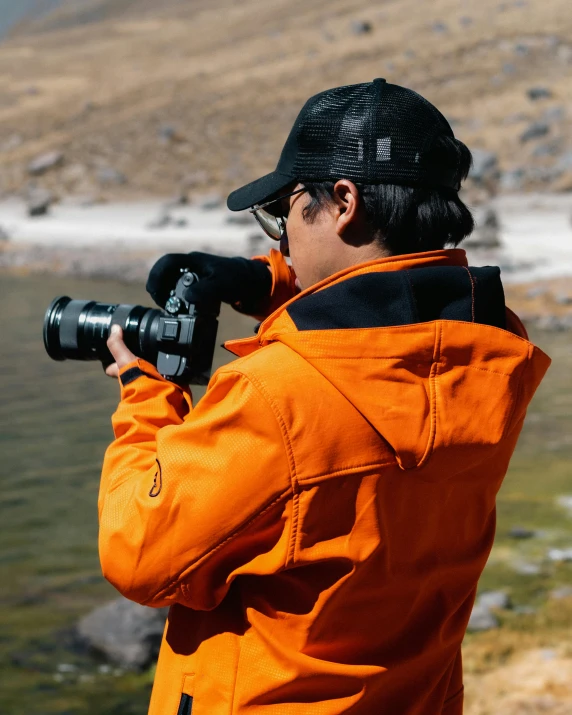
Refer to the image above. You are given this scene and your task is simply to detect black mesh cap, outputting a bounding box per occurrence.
[227,78,460,211]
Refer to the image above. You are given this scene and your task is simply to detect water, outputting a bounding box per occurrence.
[0,272,256,714]
[0,272,571,713]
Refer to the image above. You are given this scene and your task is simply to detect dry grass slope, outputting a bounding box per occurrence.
[0,0,571,200]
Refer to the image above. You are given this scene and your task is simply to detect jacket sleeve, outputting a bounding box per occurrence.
[98,358,294,610]
[236,248,298,320]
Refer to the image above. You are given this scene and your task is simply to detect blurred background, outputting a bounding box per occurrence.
[0,1,572,714]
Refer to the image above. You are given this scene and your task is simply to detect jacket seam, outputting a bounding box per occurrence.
[503,341,532,436]
[444,684,464,704]
[297,460,396,485]
[222,368,300,566]
[150,490,292,603]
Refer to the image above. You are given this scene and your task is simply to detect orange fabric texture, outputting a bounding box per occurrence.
[99,249,550,715]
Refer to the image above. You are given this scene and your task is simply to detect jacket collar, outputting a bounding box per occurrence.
[224,249,469,357]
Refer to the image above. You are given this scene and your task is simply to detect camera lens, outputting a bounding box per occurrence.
[43,297,161,365]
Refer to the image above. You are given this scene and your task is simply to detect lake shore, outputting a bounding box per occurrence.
[1,192,572,326]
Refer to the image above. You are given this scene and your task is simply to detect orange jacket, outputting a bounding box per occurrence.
[99,248,550,715]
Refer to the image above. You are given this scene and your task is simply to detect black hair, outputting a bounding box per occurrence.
[301,136,475,255]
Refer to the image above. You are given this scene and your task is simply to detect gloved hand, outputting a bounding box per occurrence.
[146,252,272,314]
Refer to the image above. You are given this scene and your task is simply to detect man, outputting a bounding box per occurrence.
[100,79,550,714]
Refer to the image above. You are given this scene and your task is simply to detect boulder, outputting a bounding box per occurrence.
[509,526,536,539]
[556,495,572,515]
[464,206,500,248]
[512,561,541,575]
[147,212,172,230]
[547,548,572,563]
[500,168,526,191]
[96,167,127,186]
[542,106,565,123]
[158,124,185,145]
[27,150,64,176]
[467,603,499,632]
[351,20,372,35]
[556,151,572,172]
[198,193,223,210]
[431,21,448,34]
[76,597,168,671]
[550,586,572,600]
[478,591,512,610]
[468,149,499,185]
[527,87,553,101]
[520,122,550,143]
[27,188,53,217]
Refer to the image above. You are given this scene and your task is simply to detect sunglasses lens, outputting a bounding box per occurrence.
[254,208,283,240]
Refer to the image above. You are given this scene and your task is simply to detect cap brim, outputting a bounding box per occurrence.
[226,171,295,211]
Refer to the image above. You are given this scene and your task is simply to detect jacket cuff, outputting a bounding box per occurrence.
[243,249,298,320]
[118,358,166,388]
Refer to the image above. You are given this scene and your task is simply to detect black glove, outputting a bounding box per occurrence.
[146,252,272,314]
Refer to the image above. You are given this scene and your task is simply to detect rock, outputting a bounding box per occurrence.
[500,168,526,191]
[556,151,572,172]
[351,20,372,35]
[1,134,22,152]
[520,122,550,143]
[547,548,572,563]
[76,597,168,671]
[147,212,172,229]
[97,167,127,186]
[478,591,512,610]
[542,106,565,123]
[532,141,562,158]
[555,293,572,305]
[198,193,223,210]
[514,43,529,56]
[173,217,188,228]
[431,21,448,34]
[527,87,553,101]
[513,605,536,615]
[503,62,516,75]
[503,112,529,125]
[550,586,572,600]
[27,150,64,176]
[226,211,254,226]
[459,16,473,26]
[158,124,185,145]
[512,560,541,575]
[164,192,189,208]
[556,495,572,515]
[465,206,500,248]
[27,188,53,217]
[509,526,536,539]
[467,603,499,632]
[468,149,499,184]
[536,315,570,331]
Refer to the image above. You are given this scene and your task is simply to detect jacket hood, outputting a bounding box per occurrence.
[226,250,551,475]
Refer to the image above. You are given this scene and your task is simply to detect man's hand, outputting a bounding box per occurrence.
[105,325,137,379]
[146,252,272,313]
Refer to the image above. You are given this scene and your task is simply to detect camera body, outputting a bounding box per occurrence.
[44,270,220,386]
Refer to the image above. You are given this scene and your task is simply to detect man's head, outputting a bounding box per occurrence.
[228,79,475,289]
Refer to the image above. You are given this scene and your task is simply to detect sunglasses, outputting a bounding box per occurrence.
[249,187,306,240]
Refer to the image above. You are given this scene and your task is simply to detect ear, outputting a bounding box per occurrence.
[332,180,360,235]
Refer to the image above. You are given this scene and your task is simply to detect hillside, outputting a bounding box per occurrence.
[0,0,571,202]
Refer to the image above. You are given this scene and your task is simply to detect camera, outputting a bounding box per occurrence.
[43,270,220,385]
